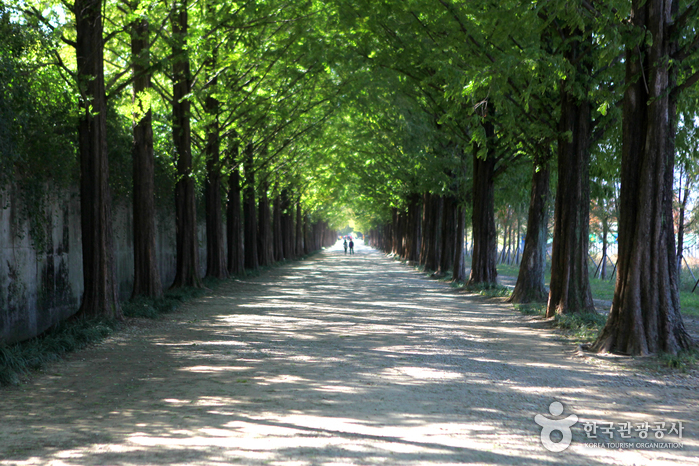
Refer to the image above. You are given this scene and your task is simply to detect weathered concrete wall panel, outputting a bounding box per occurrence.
[0,189,208,345]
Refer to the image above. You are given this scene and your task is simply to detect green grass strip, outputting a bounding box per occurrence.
[0,319,120,386]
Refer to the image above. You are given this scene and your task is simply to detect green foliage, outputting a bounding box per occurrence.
[107,104,137,201]
[589,277,615,302]
[464,282,512,298]
[657,350,698,372]
[552,312,607,344]
[497,263,521,278]
[513,303,546,316]
[679,292,699,318]
[0,319,119,386]
[0,6,78,252]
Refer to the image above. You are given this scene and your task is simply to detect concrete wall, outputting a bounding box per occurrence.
[0,189,208,345]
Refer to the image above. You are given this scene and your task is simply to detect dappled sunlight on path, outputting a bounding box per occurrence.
[1,240,698,465]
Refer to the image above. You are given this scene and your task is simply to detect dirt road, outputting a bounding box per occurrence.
[1,240,697,465]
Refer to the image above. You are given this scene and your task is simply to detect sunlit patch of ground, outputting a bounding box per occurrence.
[0,239,697,465]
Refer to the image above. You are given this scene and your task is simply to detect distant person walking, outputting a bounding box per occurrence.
[349,239,354,254]
[343,238,348,254]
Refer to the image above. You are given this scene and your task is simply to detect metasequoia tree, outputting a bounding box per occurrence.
[243,142,259,270]
[227,150,245,276]
[468,124,498,286]
[593,0,697,355]
[202,3,227,279]
[509,159,550,303]
[128,1,162,298]
[170,0,201,288]
[74,0,121,318]
[546,21,596,317]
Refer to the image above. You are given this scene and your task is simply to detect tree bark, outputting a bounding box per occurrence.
[227,163,244,276]
[295,197,303,256]
[600,216,609,279]
[453,204,467,282]
[203,76,227,279]
[419,193,430,265]
[469,137,498,286]
[258,183,272,267]
[74,0,121,319]
[170,0,201,288]
[509,162,550,303]
[546,35,594,316]
[677,171,690,274]
[303,214,310,254]
[425,195,443,271]
[407,194,421,262]
[243,143,258,270]
[273,193,283,262]
[593,0,693,355]
[438,196,457,275]
[130,9,162,298]
[281,189,293,259]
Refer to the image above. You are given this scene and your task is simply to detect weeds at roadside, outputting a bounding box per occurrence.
[0,319,120,386]
[656,349,698,372]
[513,303,546,316]
[551,312,606,344]
[464,282,512,298]
[122,287,207,318]
[391,255,510,298]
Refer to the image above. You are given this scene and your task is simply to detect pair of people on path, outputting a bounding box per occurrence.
[343,238,354,255]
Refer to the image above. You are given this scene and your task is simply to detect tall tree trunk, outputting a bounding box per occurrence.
[130,9,162,298]
[295,197,303,256]
[203,77,227,279]
[510,162,550,303]
[170,0,201,288]
[425,195,443,271]
[227,163,244,276]
[600,216,608,280]
[391,208,399,255]
[515,215,522,264]
[243,143,258,270]
[303,214,310,254]
[546,35,594,316]
[281,189,293,259]
[406,195,420,262]
[452,204,467,282]
[508,220,514,264]
[419,193,431,265]
[258,183,272,267]
[593,0,693,355]
[273,194,283,261]
[439,196,457,275]
[75,0,121,318]
[413,195,422,262]
[677,172,690,274]
[469,135,498,286]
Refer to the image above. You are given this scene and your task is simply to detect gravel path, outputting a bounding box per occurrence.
[1,240,698,465]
